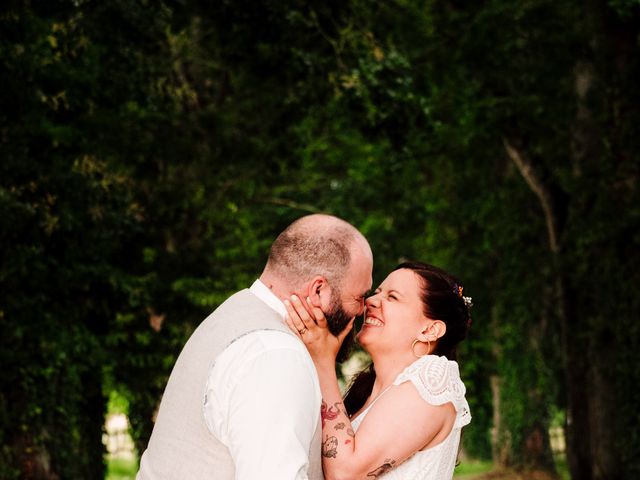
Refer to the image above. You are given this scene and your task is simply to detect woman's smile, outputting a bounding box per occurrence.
[363,315,384,327]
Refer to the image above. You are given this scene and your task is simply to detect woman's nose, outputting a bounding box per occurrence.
[365,294,380,308]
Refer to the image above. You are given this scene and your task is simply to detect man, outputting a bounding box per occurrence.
[137,214,373,480]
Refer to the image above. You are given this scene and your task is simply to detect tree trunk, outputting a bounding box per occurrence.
[490,375,509,465]
[503,140,568,476]
[557,278,592,480]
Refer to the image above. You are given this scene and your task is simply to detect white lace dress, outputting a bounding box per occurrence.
[350,355,471,480]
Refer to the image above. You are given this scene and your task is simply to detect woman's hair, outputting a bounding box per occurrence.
[343,261,471,416]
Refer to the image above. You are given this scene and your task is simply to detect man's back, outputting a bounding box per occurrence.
[137,288,323,479]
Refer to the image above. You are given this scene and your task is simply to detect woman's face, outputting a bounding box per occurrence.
[356,268,429,354]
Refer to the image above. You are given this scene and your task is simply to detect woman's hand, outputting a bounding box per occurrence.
[284,295,353,367]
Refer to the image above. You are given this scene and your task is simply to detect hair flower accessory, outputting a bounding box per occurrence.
[453,283,473,309]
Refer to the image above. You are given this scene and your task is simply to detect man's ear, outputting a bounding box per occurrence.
[307,275,330,309]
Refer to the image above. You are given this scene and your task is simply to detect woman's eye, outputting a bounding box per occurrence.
[388,294,397,300]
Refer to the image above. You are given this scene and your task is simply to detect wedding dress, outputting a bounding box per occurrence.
[351,355,471,480]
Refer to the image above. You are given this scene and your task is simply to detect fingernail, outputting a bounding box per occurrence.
[306,297,311,303]
[284,299,290,306]
[291,294,298,301]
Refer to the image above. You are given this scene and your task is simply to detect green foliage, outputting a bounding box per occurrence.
[453,459,494,478]
[1,0,638,478]
[106,456,137,480]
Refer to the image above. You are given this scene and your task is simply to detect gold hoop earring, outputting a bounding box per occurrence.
[411,339,430,358]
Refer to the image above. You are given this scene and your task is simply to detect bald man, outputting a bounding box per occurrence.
[137,214,373,480]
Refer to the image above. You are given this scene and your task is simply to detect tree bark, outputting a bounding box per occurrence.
[567,54,599,480]
[577,3,639,477]
[490,375,509,465]
[503,140,581,477]
[503,139,561,254]
[557,277,592,480]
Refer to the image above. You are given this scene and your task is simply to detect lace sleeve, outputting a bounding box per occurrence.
[393,355,471,428]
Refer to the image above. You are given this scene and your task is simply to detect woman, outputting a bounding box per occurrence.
[285,261,472,479]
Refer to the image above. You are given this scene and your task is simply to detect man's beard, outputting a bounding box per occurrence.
[325,297,356,363]
[326,302,352,337]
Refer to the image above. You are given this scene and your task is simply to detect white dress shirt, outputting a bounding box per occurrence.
[203,280,322,480]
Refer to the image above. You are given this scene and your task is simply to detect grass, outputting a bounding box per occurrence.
[454,459,495,478]
[105,456,137,480]
[109,456,495,479]
[555,456,570,480]
[452,456,570,479]
[106,456,498,479]
[105,454,567,480]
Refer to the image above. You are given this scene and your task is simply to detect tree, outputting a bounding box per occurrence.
[2,1,638,478]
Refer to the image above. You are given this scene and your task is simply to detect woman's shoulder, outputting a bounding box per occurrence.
[393,355,471,425]
[393,355,462,392]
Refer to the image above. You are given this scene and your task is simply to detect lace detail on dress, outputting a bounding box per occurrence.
[350,356,471,479]
[393,355,471,429]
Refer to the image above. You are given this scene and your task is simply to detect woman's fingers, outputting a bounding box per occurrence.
[289,294,315,331]
[306,297,328,328]
[284,295,344,362]
[283,299,307,334]
[284,314,303,339]
[284,295,333,346]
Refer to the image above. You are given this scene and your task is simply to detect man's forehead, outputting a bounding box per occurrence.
[351,273,373,295]
[345,242,373,289]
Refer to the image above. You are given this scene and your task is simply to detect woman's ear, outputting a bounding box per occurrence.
[416,327,429,343]
[428,320,447,340]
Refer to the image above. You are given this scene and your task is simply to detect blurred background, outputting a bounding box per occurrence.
[1,1,639,479]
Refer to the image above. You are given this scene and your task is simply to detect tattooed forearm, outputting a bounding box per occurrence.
[366,458,397,478]
[322,435,339,458]
[319,398,354,463]
[321,400,343,428]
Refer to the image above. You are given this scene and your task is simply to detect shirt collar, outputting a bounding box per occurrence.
[249,279,287,318]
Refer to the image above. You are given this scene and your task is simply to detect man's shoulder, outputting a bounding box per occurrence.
[197,289,285,337]
[222,329,307,363]
[210,329,317,398]
[210,288,261,315]
[206,289,282,323]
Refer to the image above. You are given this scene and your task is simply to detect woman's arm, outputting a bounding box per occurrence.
[284,296,455,480]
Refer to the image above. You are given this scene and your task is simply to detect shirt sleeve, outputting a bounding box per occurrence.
[206,332,321,480]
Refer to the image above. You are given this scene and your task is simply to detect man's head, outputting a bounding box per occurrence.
[261,214,373,336]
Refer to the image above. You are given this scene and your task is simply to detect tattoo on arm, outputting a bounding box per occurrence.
[322,435,339,458]
[321,400,343,428]
[320,400,354,458]
[366,459,397,478]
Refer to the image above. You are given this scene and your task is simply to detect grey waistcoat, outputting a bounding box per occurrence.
[137,289,323,480]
